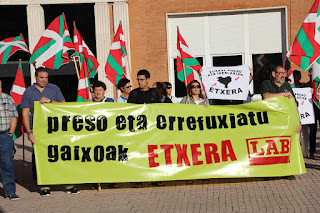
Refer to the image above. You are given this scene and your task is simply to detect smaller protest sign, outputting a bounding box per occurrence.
[201,65,250,100]
[292,87,315,125]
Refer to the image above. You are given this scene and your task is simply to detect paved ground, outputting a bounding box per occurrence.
[1,133,320,213]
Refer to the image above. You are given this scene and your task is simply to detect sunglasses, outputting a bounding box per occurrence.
[166,87,172,89]
[191,85,201,89]
[124,85,132,89]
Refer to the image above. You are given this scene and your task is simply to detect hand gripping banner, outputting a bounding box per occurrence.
[33,97,306,185]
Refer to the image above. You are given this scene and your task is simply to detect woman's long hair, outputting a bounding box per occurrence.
[154,82,165,97]
[163,82,172,97]
[186,80,204,99]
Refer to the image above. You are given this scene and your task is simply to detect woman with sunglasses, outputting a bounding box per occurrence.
[152,82,172,103]
[117,78,132,103]
[163,82,180,103]
[180,80,208,105]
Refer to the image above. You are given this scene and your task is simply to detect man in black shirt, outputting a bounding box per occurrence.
[127,69,163,188]
[128,69,161,104]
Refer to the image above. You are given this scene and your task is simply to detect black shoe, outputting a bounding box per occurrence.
[8,194,19,200]
[109,183,120,188]
[90,184,98,190]
[281,175,296,180]
[263,177,273,181]
[66,187,80,194]
[152,182,165,187]
[40,189,50,197]
[309,155,315,159]
[133,183,142,188]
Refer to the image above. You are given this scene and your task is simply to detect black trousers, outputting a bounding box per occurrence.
[308,103,320,155]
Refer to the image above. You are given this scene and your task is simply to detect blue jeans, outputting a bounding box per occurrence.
[0,131,16,196]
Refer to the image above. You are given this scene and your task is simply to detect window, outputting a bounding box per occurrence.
[212,55,242,66]
[252,53,282,94]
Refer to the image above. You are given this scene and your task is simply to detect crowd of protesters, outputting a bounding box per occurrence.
[0,64,318,200]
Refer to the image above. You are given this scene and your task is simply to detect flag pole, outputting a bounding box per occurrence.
[182,63,191,104]
[72,56,80,80]
[22,131,25,183]
[77,57,88,79]
[18,59,26,167]
[98,183,101,192]
[125,56,131,80]
[22,130,25,165]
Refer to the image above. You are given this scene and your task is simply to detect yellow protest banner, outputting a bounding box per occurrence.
[33,97,306,185]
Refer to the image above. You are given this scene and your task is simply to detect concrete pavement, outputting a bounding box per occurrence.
[1,134,320,213]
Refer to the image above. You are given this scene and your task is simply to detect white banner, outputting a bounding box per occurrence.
[292,87,315,125]
[201,65,250,100]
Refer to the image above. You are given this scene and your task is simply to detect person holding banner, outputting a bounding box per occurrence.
[0,80,19,200]
[163,82,180,104]
[180,80,209,105]
[261,65,295,100]
[152,82,172,103]
[127,69,163,187]
[21,67,80,196]
[261,65,301,133]
[90,81,114,102]
[117,78,131,103]
[127,69,161,104]
[179,80,208,184]
[261,65,301,180]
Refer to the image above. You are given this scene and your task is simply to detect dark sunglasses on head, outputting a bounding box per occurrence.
[191,85,201,88]
[166,87,172,89]
[124,85,132,89]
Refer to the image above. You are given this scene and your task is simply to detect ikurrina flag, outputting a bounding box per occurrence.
[0,34,30,64]
[30,13,74,69]
[105,22,127,86]
[285,57,295,87]
[287,0,320,71]
[255,54,268,71]
[10,61,26,139]
[77,57,92,102]
[177,27,201,84]
[73,22,99,78]
[312,57,320,108]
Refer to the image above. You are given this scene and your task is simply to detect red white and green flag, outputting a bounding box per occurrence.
[10,61,26,139]
[287,0,320,71]
[77,57,92,102]
[0,34,30,64]
[30,13,74,69]
[256,54,268,71]
[105,22,127,86]
[312,57,320,108]
[73,21,99,78]
[177,27,202,84]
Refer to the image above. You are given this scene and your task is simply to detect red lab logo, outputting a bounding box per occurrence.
[246,136,291,165]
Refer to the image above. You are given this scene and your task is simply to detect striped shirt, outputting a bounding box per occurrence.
[0,93,18,131]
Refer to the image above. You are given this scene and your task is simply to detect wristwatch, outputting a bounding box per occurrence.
[8,132,13,136]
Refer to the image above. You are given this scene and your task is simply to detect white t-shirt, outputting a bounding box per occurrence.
[194,98,204,105]
[170,96,180,104]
